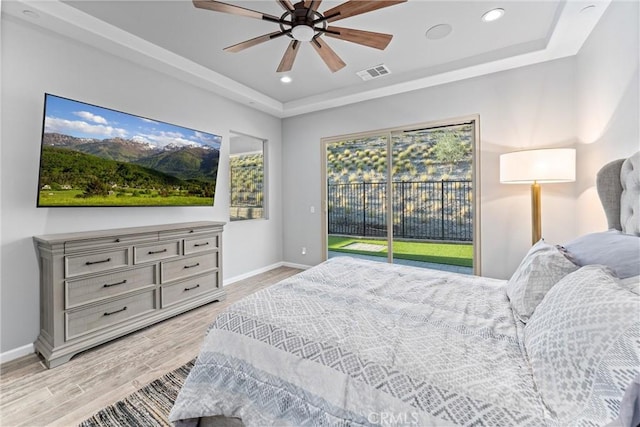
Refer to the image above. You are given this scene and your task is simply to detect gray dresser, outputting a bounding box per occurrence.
[33,221,225,368]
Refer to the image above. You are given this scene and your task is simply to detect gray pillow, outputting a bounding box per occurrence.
[562,229,640,279]
[506,239,578,323]
[606,373,640,427]
[524,265,640,426]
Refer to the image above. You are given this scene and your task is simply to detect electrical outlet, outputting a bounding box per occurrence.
[301,247,307,255]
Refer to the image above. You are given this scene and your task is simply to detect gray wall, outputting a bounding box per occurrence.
[575,0,640,233]
[281,0,639,280]
[0,16,284,355]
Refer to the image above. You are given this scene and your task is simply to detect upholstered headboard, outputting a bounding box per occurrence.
[596,151,640,235]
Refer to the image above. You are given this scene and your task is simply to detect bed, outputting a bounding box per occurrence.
[170,152,640,427]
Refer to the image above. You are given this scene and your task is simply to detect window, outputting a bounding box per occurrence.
[229,132,267,221]
[322,117,480,274]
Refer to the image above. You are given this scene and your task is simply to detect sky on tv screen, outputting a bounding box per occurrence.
[44,94,221,150]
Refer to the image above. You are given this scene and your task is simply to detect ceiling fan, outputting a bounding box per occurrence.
[192,0,407,73]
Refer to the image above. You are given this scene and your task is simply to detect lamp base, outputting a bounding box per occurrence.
[531,182,541,245]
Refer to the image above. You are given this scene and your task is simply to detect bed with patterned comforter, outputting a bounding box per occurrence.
[170,151,640,427]
[170,256,552,426]
[170,255,639,426]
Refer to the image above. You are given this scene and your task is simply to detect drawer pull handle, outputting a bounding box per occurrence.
[189,230,195,233]
[184,284,200,291]
[114,238,121,243]
[184,263,200,269]
[104,306,127,316]
[148,249,168,254]
[194,242,209,247]
[104,279,127,288]
[86,258,111,266]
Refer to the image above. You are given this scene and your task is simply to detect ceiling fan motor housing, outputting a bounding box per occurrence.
[289,2,319,42]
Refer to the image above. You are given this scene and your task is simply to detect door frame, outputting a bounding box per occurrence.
[320,115,482,275]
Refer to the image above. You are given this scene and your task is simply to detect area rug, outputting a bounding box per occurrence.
[79,359,195,427]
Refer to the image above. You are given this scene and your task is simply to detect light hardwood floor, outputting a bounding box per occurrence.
[0,266,302,427]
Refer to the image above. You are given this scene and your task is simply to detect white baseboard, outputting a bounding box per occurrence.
[223,261,312,287]
[282,261,312,270]
[1,343,34,365]
[224,261,285,286]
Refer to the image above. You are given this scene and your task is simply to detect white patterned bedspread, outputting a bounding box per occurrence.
[170,257,547,426]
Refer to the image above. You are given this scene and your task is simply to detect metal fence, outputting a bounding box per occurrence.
[328,180,472,241]
[230,165,263,208]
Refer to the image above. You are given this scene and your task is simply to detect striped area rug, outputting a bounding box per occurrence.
[79,360,195,427]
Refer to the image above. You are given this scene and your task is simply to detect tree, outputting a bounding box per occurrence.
[83,178,109,198]
[432,132,469,173]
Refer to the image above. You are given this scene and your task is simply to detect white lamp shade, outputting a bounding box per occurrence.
[500,148,576,184]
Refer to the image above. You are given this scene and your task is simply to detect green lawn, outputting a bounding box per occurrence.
[38,190,213,206]
[328,236,473,267]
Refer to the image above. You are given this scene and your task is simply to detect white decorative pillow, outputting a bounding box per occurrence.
[524,265,640,426]
[562,229,640,278]
[506,239,578,323]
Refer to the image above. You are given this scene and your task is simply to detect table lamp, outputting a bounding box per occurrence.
[500,148,576,245]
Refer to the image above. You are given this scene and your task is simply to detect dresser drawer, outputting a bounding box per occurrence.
[161,271,219,308]
[65,265,156,309]
[134,241,180,264]
[64,232,157,253]
[184,234,219,255]
[161,252,218,283]
[159,226,219,241]
[65,290,157,340]
[65,249,129,278]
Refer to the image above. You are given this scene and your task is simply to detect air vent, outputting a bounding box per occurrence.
[357,64,391,81]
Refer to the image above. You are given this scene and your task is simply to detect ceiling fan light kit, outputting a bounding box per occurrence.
[291,25,315,42]
[193,0,407,73]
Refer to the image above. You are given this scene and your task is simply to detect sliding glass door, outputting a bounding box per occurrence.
[325,133,390,264]
[390,123,475,272]
[323,118,478,273]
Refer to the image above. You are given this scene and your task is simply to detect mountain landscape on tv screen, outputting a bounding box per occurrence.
[37,94,223,207]
[38,132,220,206]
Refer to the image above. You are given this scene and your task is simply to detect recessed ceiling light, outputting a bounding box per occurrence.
[425,24,453,40]
[280,76,292,84]
[482,8,505,22]
[22,9,40,18]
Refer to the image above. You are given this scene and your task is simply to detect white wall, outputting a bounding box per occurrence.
[0,17,283,354]
[281,0,639,280]
[283,58,578,279]
[575,0,640,233]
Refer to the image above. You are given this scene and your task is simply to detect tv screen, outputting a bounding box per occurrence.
[37,94,221,207]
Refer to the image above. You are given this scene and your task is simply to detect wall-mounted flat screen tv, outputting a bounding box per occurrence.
[37,94,221,207]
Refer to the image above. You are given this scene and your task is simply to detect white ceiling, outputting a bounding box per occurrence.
[2,0,611,117]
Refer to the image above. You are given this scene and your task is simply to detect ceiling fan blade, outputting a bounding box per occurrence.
[311,37,346,73]
[277,0,294,12]
[277,40,301,72]
[322,0,406,23]
[224,31,286,53]
[305,0,322,12]
[193,0,281,23]
[305,0,322,19]
[324,26,392,50]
